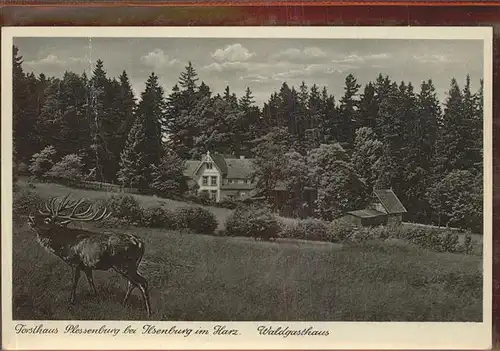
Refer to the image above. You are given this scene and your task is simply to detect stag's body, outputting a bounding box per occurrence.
[27,195,151,317]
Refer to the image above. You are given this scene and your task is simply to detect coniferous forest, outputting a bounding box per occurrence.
[12,45,484,233]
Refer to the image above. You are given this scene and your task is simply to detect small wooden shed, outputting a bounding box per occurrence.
[344,209,388,227]
[344,189,407,227]
[370,189,407,225]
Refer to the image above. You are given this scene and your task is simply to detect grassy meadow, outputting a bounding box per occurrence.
[11,181,483,321]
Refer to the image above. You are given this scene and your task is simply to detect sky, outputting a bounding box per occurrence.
[14,37,484,107]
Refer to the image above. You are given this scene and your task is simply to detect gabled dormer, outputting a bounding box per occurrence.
[192,151,227,177]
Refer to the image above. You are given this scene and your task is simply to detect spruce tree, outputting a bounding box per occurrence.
[117,72,165,187]
[337,74,361,147]
[13,46,38,162]
[114,70,137,160]
[357,82,378,130]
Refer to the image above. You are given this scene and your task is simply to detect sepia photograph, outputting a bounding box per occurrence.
[1,26,492,350]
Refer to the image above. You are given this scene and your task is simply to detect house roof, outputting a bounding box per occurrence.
[225,158,255,179]
[211,153,228,175]
[184,153,256,180]
[347,209,386,219]
[373,189,407,214]
[184,160,200,177]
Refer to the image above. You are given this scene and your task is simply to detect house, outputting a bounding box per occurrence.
[344,189,407,227]
[183,151,256,202]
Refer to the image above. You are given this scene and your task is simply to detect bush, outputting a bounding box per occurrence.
[101,195,143,225]
[45,154,84,182]
[225,205,281,240]
[176,206,218,234]
[218,199,239,209]
[329,218,357,243]
[29,146,57,179]
[460,232,475,255]
[13,188,44,216]
[141,206,179,229]
[94,216,132,229]
[281,218,335,242]
[403,227,463,253]
[198,190,211,205]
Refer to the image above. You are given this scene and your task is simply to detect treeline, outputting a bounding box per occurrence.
[12,45,483,232]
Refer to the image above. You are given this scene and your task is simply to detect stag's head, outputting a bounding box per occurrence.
[28,194,112,229]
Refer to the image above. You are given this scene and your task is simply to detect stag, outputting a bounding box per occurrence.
[27,194,152,317]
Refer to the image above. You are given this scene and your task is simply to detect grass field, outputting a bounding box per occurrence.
[11,182,483,321]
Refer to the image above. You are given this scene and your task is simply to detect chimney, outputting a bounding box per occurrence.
[240,156,245,160]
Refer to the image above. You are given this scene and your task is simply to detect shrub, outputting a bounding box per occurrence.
[102,195,143,225]
[346,227,374,243]
[94,216,132,229]
[403,227,463,254]
[281,218,334,242]
[141,206,179,229]
[29,146,57,179]
[45,154,84,182]
[460,232,475,255]
[329,218,357,242]
[225,205,281,240]
[198,190,211,205]
[441,231,460,252]
[176,206,218,234]
[218,199,239,209]
[280,222,303,240]
[141,207,166,228]
[13,188,44,216]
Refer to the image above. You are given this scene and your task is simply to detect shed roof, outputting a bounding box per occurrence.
[347,209,387,219]
[373,189,407,214]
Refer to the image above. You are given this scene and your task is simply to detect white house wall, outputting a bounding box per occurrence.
[194,158,221,202]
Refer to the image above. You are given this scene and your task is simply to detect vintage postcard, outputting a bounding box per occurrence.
[1,26,493,350]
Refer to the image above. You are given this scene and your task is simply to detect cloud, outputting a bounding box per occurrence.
[239,73,270,83]
[141,49,179,69]
[212,43,256,62]
[331,52,390,64]
[412,54,451,64]
[270,63,358,82]
[25,54,80,67]
[203,61,250,74]
[271,47,327,62]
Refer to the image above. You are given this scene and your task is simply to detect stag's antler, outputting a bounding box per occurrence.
[39,194,112,224]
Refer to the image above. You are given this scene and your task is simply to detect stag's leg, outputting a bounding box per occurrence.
[131,271,152,318]
[70,266,81,304]
[115,268,151,317]
[123,281,135,305]
[83,268,98,297]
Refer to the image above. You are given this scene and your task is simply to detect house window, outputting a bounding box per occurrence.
[210,190,217,200]
[238,179,244,184]
[228,179,233,184]
[211,176,217,186]
[206,162,213,169]
[202,176,208,186]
